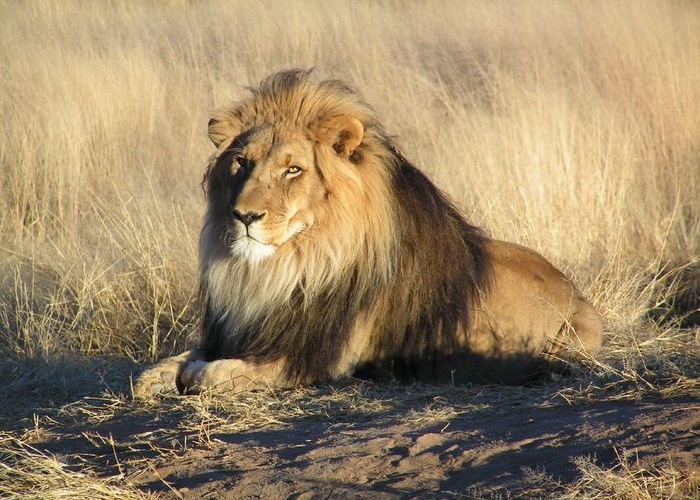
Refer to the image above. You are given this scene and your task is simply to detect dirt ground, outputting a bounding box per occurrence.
[131,400,698,498]
[6,377,698,499]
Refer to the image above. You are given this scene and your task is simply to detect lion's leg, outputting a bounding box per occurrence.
[132,349,205,399]
[568,301,604,354]
[543,300,603,364]
[179,358,287,394]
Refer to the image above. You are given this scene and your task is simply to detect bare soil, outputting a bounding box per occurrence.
[8,378,699,499]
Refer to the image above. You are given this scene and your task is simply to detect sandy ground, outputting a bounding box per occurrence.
[132,401,698,498]
[11,382,698,499]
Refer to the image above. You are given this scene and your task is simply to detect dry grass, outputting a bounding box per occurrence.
[0,433,156,500]
[563,451,699,500]
[1,0,698,498]
[524,448,700,499]
[1,0,698,367]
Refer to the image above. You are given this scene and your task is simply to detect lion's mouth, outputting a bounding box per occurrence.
[242,233,270,245]
[230,235,276,263]
[227,216,310,262]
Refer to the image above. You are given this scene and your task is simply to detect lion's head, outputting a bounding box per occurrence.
[210,114,371,260]
[200,71,399,319]
[208,124,330,264]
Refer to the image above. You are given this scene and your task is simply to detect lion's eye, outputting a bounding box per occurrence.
[234,156,253,172]
[285,165,302,177]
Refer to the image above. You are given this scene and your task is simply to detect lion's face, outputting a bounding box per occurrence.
[223,127,325,262]
[206,114,364,263]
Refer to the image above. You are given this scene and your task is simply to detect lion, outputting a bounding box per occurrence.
[133,69,603,398]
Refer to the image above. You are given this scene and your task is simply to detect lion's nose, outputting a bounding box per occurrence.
[233,210,266,226]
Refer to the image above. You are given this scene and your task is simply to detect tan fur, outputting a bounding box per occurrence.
[133,70,602,398]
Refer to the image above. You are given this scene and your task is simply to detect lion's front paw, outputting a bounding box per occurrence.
[132,363,180,399]
[179,359,252,393]
[131,350,205,399]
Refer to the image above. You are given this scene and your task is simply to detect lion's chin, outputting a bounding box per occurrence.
[231,237,276,263]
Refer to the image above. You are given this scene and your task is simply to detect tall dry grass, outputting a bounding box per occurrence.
[0,0,698,397]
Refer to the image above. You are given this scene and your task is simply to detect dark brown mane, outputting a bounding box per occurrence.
[359,149,492,381]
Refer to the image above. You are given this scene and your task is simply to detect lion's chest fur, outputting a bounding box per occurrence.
[200,247,391,382]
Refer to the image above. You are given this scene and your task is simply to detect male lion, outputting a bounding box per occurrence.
[133,70,602,397]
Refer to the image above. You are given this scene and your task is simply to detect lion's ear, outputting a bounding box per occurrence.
[314,115,364,158]
[208,114,241,148]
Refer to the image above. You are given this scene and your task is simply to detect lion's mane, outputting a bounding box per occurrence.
[199,70,492,384]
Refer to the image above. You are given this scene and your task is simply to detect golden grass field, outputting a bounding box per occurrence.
[1,0,698,498]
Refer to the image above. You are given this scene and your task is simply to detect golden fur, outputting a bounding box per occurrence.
[134,70,603,397]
